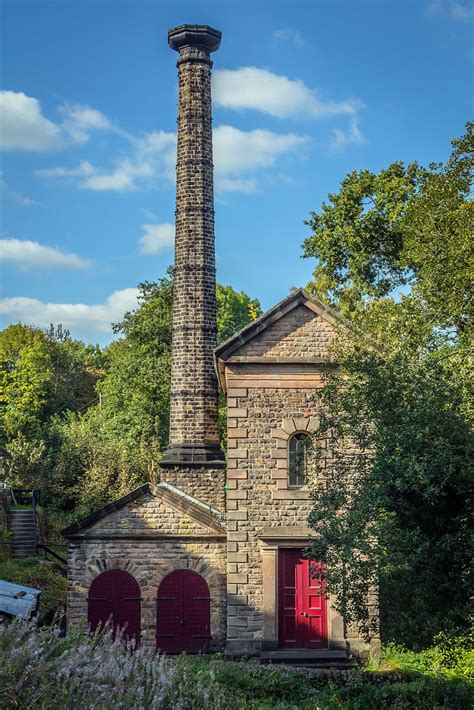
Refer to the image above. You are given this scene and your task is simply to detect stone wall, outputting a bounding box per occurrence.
[90,491,218,536]
[225,379,328,654]
[236,305,336,359]
[65,487,227,650]
[67,538,227,651]
[160,467,226,512]
[221,304,371,657]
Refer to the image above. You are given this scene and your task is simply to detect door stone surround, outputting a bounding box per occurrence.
[258,527,346,653]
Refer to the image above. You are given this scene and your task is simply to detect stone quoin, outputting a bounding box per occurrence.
[63,24,378,660]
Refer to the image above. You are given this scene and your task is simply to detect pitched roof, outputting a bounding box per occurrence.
[214,288,353,388]
[215,288,350,364]
[61,481,226,538]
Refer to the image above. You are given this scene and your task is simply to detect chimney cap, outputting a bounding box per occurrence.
[168,24,221,53]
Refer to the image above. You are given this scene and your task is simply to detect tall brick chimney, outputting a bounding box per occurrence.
[160,24,225,494]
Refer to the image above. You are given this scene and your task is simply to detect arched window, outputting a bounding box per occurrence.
[288,432,311,487]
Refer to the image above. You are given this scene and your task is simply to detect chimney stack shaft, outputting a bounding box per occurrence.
[161,25,225,468]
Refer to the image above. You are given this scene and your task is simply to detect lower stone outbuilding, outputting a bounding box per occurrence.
[63,482,227,651]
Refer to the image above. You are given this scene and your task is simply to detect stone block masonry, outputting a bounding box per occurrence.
[67,537,227,651]
[161,26,224,471]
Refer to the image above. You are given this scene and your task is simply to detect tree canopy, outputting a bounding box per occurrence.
[305,123,473,647]
[303,121,473,344]
[0,277,260,520]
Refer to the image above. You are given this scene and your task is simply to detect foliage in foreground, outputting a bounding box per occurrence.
[372,634,474,683]
[0,620,472,710]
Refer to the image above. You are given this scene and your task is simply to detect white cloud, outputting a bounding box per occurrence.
[59,103,113,144]
[213,67,362,120]
[450,1,474,21]
[38,125,306,194]
[272,29,305,47]
[138,223,174,254]
[0,91,117,152]
[216,177,259,193]
[330,116,365,150]
[83,159,154,191]
[37,161,96,178]
[0,91,63,151]
[213,125,308,190]
[427,0,474,22]
[0,237,91,269]
[37,130,176,192]
[0,288,139,334]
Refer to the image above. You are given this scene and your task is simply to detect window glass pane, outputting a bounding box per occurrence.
[288,433,311,486]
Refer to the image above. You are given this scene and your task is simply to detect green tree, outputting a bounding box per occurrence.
[303,121,473,342]
[0,323,105,443]
[304,124,473,647]
[41,275,260,516]
[98,275,261,465]
[0,324,54,440]
[216,285,261,345]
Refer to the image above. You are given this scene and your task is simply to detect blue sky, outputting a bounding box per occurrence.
[1,0,472,345]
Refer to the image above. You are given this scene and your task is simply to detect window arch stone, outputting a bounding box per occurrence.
[270,416,320,498]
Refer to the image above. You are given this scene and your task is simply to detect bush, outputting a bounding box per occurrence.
[0,621,232,709]
[0,528,10,564]
[375,633,474,683]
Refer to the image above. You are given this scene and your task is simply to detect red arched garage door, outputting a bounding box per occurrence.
[156,569,211,653]
[87,569,141,644]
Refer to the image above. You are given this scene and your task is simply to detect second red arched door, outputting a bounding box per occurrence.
[156,569,211,653]
[87,569,141,644]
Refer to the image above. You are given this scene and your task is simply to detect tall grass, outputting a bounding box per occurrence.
[1,619,472,709]
[0,619,227,709]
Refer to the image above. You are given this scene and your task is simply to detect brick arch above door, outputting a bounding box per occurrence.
[83,557,149,589]
[145,557,223,599]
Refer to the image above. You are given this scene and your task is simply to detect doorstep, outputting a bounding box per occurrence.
[260,649,348,661]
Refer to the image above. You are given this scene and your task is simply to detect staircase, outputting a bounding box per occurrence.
[9,509,37,558]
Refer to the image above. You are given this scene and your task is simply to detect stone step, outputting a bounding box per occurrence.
[10,529,36,535]
[260,650,354,667]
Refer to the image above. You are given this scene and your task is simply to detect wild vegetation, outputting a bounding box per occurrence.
[0,620,472,709]
[0,277,260,526]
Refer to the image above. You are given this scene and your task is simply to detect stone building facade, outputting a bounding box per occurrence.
[63,23,374,661]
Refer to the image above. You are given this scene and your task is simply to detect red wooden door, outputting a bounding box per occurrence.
[156,569,211,654]
[87,569,141,644]
[278,549,327,649]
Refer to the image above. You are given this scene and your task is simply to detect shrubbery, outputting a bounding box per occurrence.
[0,620,472,709]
